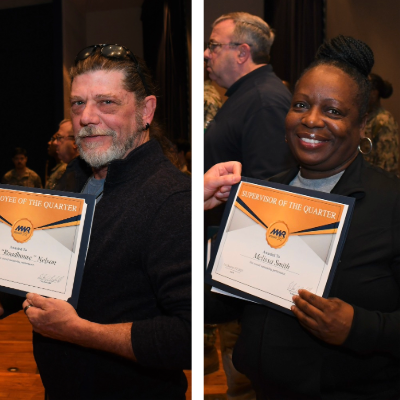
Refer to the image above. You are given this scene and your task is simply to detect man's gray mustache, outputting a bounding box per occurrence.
[77,133,113,138]
[76,128,116,139]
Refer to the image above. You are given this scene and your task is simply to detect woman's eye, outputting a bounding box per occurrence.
[327,108,341,116]
[293,102,306,109]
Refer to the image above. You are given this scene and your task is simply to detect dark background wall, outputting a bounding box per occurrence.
[63,0,191,144]
[0,0,191,186]
[0,2,63,185]
[326,0,400,126]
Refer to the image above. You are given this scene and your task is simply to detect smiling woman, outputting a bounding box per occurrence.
[205,35,400,400]
[285,65,365,178]
[285,36,373,180]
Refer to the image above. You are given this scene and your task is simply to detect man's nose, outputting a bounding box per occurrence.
[79,103,100,126]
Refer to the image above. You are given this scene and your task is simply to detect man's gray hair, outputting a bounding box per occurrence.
[59,118,74,137]
[59,118,71,127]
[213,12,275,64]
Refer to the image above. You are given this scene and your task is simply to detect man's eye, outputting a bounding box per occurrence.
[102,100,114,105]
[71,101,84,107]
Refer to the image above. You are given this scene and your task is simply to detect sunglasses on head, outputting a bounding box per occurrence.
[75,44,150,96]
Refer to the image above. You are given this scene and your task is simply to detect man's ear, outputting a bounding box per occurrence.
[142,96,157,125]
[237,43,251,64]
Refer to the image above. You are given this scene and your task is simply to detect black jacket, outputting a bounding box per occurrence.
[206,154,400,399]
[204,64,298,234]
[3,139,191,399]
[204,64,296,178]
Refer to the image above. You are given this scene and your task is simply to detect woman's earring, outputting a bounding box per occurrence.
[358,137,372,155]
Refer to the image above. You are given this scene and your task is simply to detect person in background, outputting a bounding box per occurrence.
[204,65,222,131]
[51,119,81,192]
[204,12,296,180]
[175,139,191,175]
[53,119,79,165]
[45,123,68,190]
[204,12,296,399]
[1,147,42,188]
[203,160,241,378]
[362,72,399,175]
[204,161,242,210]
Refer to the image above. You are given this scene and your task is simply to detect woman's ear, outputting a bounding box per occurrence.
[359,114,368,139]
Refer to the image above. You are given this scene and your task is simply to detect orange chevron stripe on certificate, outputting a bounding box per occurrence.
[235,182,345,246]
[0,188,84,243]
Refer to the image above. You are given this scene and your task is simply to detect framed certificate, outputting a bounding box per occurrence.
[205,177,355,315]
[0,184,96,308]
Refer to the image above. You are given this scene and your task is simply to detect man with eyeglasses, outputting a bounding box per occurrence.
[52,119,79,166]
[45,119,77,190]
[204,12,296,400]
[204,12,296,179]
[0,44,191,399]
[45,129,67,190]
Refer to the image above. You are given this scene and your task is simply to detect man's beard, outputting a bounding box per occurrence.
[75,125,143,168]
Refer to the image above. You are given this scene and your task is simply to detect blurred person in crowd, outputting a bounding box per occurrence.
[204,12,296,399]
[204,12,296,180]
[45,124,67,190]
[204,63,223,131]
[1,147,42,188]
[362,72,399,175]
[53,119,79,165]
[175,139,191,175]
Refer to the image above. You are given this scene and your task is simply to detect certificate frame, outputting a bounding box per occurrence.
[205,177,355,316]
[0,184,96,308]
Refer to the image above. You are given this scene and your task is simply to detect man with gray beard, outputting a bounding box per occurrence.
[0,44,191,399]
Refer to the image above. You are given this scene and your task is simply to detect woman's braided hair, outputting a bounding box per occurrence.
[370,73,393,99]
[302,35,375,120]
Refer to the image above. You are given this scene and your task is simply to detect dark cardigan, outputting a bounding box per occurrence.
[206,154,400,400]
[2,139,191,399]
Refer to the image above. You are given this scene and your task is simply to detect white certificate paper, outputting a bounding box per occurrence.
[0,185,95,307]
[206,178,355,314]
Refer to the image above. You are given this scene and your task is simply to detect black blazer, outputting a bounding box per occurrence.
[206,154,400,400]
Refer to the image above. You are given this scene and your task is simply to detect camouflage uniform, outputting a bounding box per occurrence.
[1,168,42,188]
[45,162,67,190]
[364,107,399,175]
[204,80,222,131]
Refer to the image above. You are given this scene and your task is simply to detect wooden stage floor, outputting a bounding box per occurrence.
[204,335,228,399]
[0,310,192,400]
[0,310,44,400]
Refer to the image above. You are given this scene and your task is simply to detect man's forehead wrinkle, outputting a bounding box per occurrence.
[70,92,130,103]
[94,93,122,100]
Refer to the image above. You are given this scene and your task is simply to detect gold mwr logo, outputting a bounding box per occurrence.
[11,218,34,243]
[266,221,289,249]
